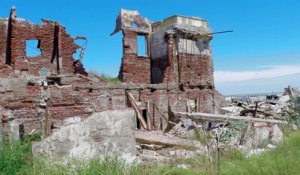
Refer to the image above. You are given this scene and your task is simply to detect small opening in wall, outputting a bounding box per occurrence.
[46,77,61,86]
[137,109,148,129]
[26,39,42,57]
[137,35,147,56]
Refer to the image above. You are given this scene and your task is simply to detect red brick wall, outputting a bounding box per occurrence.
[120,54,151,83]
[152,36,213,88]
[119,30,151,83]
[162,34,178,84]
[177,54,214,87]
[0,75,222,133]
[60,26,80,74]
[0,17,81,77]
[8,20,79,75]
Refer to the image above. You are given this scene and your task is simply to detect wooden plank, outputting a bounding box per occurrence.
[168,121,183,135]
[127,92,148,130]
[153,103,168,122]
[146,101,152,130]
[135,131,205,149]
[174,112,287,124]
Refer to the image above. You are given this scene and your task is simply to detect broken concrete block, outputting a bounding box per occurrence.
[221,106,243,115]
[32,110,136,163]
[169,149,197,159]
[182,117,193,129]
[291,124,298,131]
[246,148,266,157]
[248,126,271,148]
[111,9,151,36]
[176,164,190,169]
[9,120,20,142]
[278,95,290,104]
[270,124,283,145]
[62,117,81,126]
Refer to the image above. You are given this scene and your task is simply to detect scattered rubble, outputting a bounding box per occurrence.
[135,87,299,162]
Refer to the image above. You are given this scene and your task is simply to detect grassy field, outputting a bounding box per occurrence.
[1,129,300,175]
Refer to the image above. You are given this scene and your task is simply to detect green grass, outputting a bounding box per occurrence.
[219,130,300,175]
[1,130,300,175]
[89,70,121,84]
[21,156,144,175]
[99,73,121,84]
[0,141,33,175]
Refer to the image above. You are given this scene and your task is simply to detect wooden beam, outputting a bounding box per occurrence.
[168,121,183,135]
[174,112,287,124]
[135,131,205,149]
[127,92,148,129]
[153,103,168,122]
[146,101,152,130]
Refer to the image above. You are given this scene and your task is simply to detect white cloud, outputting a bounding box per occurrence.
[215,73,300,95]
[214,65,300,82]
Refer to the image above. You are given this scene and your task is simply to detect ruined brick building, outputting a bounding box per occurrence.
[0,8,223,139]
[111,9,223,129]
[114,9,214,87]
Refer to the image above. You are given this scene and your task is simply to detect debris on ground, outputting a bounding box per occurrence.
[136,86,299,163]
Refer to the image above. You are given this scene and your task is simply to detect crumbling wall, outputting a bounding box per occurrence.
[177,54,214,86]
[112,9,151,84]
[9,20,79,75]
[115,11,215,88]
[119,30,151,83]
[0,77,42,134]
[46,81,218,131]
[130,12,219,127]
[0,75,221,138]
[0,7,86,77]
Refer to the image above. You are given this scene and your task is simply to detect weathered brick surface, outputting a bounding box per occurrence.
[120,54,151,83]
[9,20,79,75]
[177,54,214,86]
[0,8,85,77]
[0,8,88,134]
[0,75,221,133]
[119,30,151,84]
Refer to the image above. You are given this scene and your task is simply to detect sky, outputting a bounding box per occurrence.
[1,0,299,95]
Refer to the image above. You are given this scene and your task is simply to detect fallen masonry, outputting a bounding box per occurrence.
[32,110,137,163]
[0,7,298,163]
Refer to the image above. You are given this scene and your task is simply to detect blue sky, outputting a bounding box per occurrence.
[1,0,300,95]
